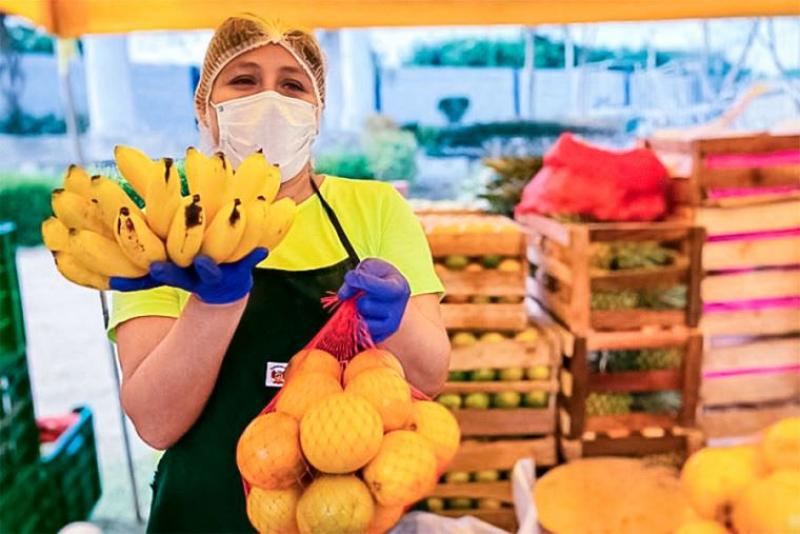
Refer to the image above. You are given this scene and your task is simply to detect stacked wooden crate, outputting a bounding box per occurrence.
[419,214,558,532]
[648,132,800,440]
[519,213,705,462]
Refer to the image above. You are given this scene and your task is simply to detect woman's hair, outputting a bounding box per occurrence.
[194,15,326,125]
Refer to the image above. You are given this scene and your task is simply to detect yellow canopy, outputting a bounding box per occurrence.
[2,0,798,37]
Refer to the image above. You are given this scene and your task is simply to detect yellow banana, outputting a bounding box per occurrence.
[41,217,71,251]
[114,144,158,199]
[68,229,147,278]
[226,197,268,262]
[145,158,183,240]
[200,198,246,263]
[260,198,297,250]
[90,175,144,230]
[184,147,226,223]
[115,206,167,270]
[53,252,110,290]
[224,151,281,205]
[63,165,92,197]
[166,194,205,267]
[51,189,113,238]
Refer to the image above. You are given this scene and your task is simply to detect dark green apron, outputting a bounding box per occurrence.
[147,179,360,533]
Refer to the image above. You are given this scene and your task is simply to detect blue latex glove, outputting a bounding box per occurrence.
[110,248,268,305]
[338,258,411,343]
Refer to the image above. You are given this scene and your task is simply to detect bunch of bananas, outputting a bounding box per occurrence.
[42,145,296,290]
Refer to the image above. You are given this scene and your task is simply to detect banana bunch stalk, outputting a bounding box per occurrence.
[42,146,297,290]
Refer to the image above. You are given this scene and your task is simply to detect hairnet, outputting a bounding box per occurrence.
[194,15,326,126]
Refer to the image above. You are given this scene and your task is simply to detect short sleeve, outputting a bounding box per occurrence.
[377,187,444,296]
[108,286,189,341]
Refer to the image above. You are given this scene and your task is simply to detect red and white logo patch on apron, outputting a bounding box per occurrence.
[265,362,287,388]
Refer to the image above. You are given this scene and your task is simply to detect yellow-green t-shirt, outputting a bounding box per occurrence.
[108,176,443,339]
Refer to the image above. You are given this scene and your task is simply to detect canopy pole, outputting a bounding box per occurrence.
[57,38,144,525]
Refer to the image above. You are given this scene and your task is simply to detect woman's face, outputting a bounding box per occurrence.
[206,43,316,144]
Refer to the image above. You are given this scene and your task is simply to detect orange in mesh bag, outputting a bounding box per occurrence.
[237,295,461,534]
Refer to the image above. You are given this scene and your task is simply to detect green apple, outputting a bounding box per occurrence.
[514,328,539,343]
[444,471,470,484]
[469,368,497,381]
[481,255,503,269]
[479,332,506,344]
[447,498,474,510]
[473,469,500,482]
[526,365,550,380]
[499,367,525,381]
[470,295,491,304]
[448,370,468,382]
[492,391,521,408]
[464,392,491,409]
[477,498,503,510]
[426,497,445,512]
[523,390,549,408]
[436,393,463,410]
[451,331,478,348]
[444,255,469,271]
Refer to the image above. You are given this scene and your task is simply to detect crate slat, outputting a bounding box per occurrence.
[443,379,558,394]
[587,370,682,393]
[695,200,800,236]
[454,406,556,437]
[441,303,527,331]
[700,401,800,439]
[703,269,800,302]
[447,437,557,471]
[701,307,800,337]
[704,337,800,372]
[703,235,800,270]
[427,231,524,257]
[702,372,800,406]
[438,268,526,297]
[584,413,679,435]
[590,260,689,291]
[561,430,702,460]
[591,309,687,331]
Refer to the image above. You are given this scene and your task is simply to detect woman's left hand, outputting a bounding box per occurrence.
[338,259,410,343]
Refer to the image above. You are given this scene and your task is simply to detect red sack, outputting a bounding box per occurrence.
[514,133,669,222]
[236,295,459,534]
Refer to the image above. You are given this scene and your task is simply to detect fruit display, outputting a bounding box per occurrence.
[590,285,687,311]
[238,348,460,534]
[590,241,676,271]
[588,347,683,372]
[42,146,295,290]
[676,417,800,533]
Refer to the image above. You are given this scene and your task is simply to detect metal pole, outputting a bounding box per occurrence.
[57,37,144,524]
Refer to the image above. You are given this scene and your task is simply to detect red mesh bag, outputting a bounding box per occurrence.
[514,133,669,222]
[236,295,460,534]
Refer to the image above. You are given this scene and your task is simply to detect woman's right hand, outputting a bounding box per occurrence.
[110,248,268,305]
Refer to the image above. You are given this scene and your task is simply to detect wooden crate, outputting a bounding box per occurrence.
[444,326,560,437]
[700,400,800,440]
[560,427,704,462]
[519,213,704,335]
[646,132,800,206]
[557,326,703,440]
[430,437,556,532]
[423,214,528,331]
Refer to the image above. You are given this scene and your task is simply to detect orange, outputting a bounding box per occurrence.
[409,400,460,471]
[367,504,405,534]
[345,368,413,431]
[246,486,300,533]
[284,349,341,383]
[236,412,306,490]
[275,372,343,420]
[343,349,405,386]
[295,475,374,534]
[363,430,438,506]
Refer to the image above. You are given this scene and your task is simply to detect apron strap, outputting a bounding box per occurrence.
[310,177,361,265]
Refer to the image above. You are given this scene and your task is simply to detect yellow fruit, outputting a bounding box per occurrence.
[63,165,92,197]
[225,150,281,205]
[68,229,148,278]
[479,332,506,343]
[762,417,800,471]
[343,349,405,386]
[299,392,383,473]
[276,372,343,420]
[144,158,183,240]
[367,504,405,534]
[237,412,306,490]
[201,198,246,263]
[166,194,205,267]
[41,217,70,252]
[284,349,341,383]
[732,470,800,534]
[53,252,109,290]
[90,174,144,230]
[363,430,438,506]
[409,401,460,471]
[247,486,300,534]
[675,520,729,534]
[184,148,227,223]
[681,445,767,521]
[295,475,374,534]
[116,207,168,270]
[514,328,539,343]
[260,197,296,251]
[227,197,268,263]
[497,258,521,272]
[450,332,477,348]
[51,189,112,238]
[114,144,158,199]
[345,368,413,432]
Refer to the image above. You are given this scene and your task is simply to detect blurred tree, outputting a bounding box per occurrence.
[437,96,470,124]
[0,14,24,130]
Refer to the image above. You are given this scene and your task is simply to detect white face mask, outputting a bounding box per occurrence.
[209,90,318,181]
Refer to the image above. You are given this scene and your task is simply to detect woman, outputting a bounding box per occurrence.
[108,15,450,533]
